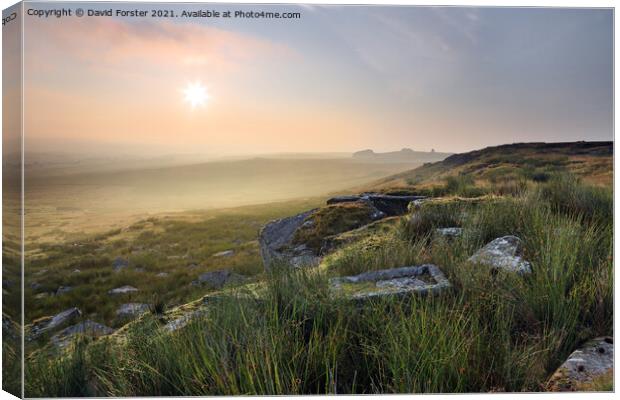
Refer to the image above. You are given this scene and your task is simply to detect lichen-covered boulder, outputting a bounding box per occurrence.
[330,264,451,300]
[259,209,321,270]
[260,195,425,271]
[468,235,532,274]
[547,337,613,391]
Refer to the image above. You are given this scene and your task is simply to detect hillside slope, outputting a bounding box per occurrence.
[368,141,612,190]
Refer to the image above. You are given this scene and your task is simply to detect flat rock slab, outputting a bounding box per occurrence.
[330,264,451,300]
[547,337,613,391]
[468,235,532,275]
[50,320,115,349]
[108,285,139,295]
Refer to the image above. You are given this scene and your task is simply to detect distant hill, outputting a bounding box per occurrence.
[368,141,613,190]
[352,148,452,163]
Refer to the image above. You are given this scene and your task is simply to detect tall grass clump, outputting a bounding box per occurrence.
[357,295,477,393]
[400,200,467,242]
[536,173,612,224]
[443,175,487,197]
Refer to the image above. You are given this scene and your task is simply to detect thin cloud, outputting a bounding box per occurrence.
[25,18,294,77]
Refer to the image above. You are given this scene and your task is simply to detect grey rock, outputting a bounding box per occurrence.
[116,303,150,321]
[108,285,139,295]
[156,272,169,278]
[45,308,81,330]
[435,227,463,238]
[213,250,234,258]
[196,269,243,289]
[30,282,42,291]
[327,193,426,216]
[29,307,81,339]
[330,264,452,300]
[134,267,146,272]
[547,337,613,391]
[113,257,129,272]
[35,292,51,299]
[468,235,532,275]
[50,320,114,349]
[259,209,321,270]
[56,286,73,295]
[72,269,81,274]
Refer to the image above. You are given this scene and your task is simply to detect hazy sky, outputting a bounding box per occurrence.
[21,4,613,155]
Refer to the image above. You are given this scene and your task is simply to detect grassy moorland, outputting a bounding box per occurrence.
[23,198,325,328]
[22,144,613,395]
[3,142,610,396]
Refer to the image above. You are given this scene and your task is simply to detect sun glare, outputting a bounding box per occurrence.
[183,82,209,109]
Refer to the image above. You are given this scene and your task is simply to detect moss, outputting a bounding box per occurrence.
[292,202,377,252]
[338,281,378,295]
[323,216,399,253]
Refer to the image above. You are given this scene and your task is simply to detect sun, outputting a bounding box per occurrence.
[183,82,209,109]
